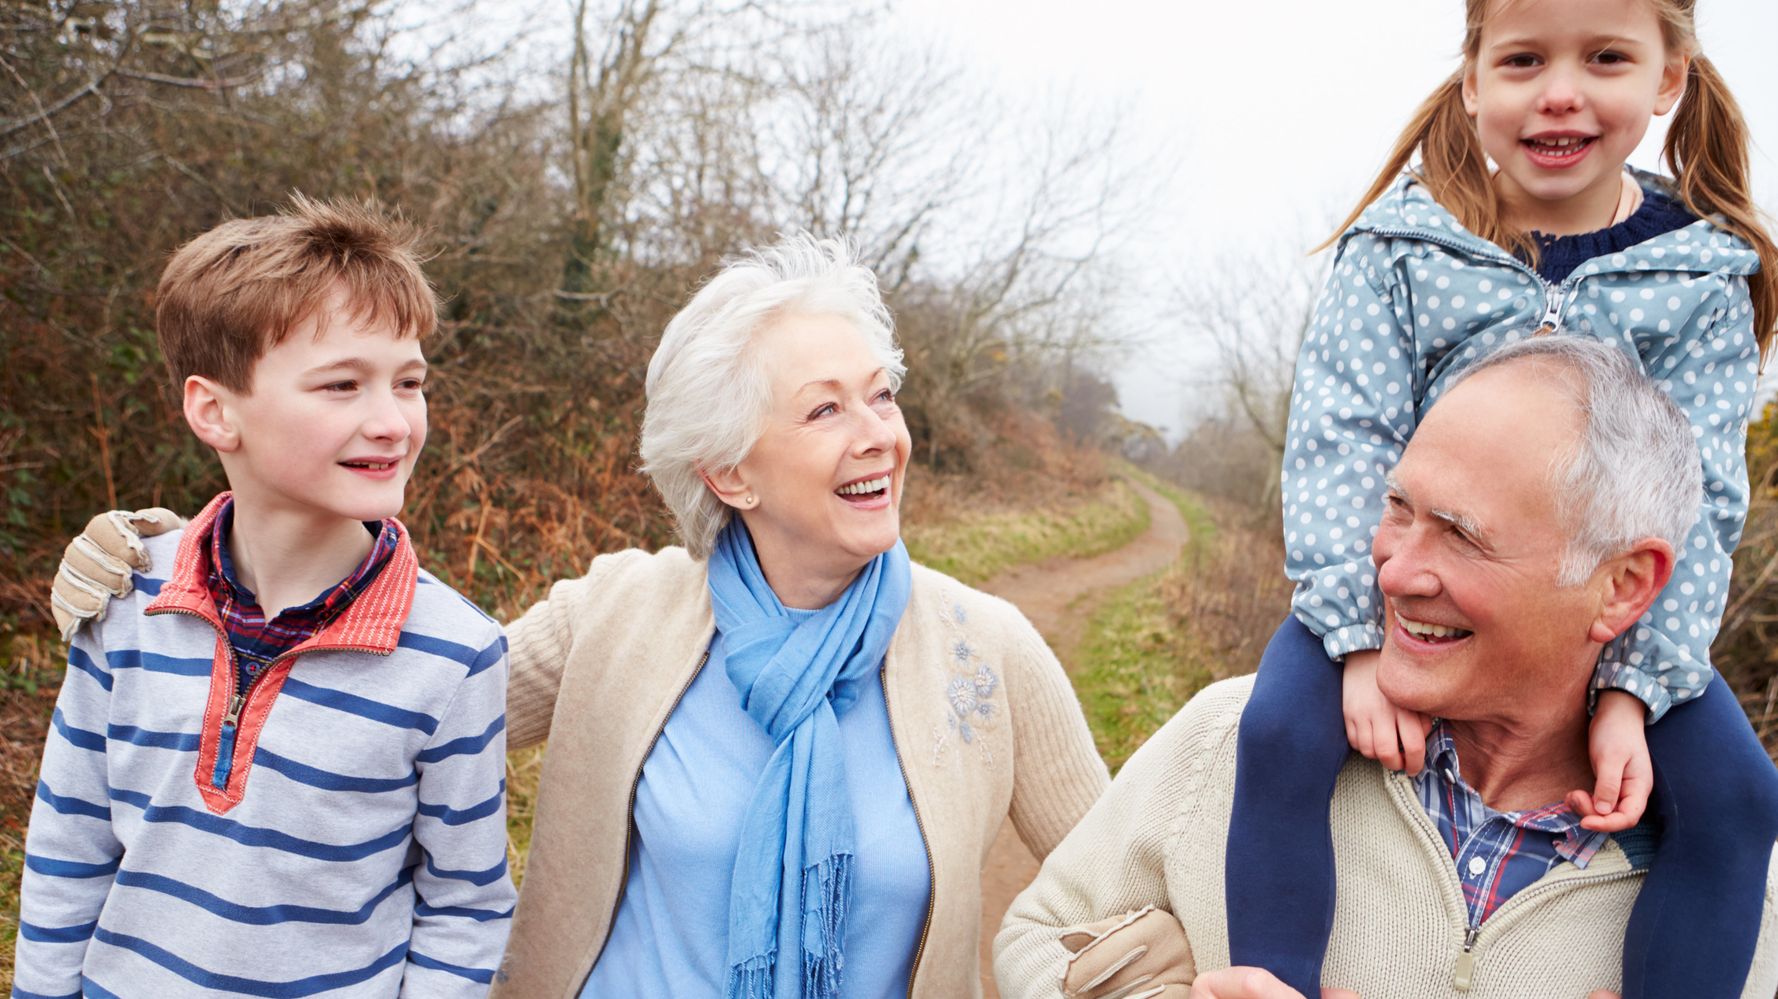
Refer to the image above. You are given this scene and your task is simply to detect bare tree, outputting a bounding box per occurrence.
[1168,246,1326,508]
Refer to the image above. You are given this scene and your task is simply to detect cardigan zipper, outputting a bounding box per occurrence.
[881,657,934,998]
[580,647,710,994]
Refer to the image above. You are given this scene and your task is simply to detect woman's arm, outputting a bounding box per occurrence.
[1003,621,1109,858]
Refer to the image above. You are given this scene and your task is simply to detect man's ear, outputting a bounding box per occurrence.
[701,465,754,512]
[1588,538,1676,644]
[182,375,240,452]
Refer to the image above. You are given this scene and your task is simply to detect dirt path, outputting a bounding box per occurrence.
[972,479,1191,997]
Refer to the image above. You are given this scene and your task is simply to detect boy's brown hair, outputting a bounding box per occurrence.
[156,194,437,391]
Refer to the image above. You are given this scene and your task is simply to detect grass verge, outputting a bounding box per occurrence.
[902,477,1149,586]
[1072,483,1292,771]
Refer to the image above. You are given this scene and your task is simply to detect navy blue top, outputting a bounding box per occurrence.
[1528,184,1696,284]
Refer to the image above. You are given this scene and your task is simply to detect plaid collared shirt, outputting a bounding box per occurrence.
[204,497,399,693]
[1413,720,1608,927]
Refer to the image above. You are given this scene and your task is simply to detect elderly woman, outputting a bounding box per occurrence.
[52,233,1110,997]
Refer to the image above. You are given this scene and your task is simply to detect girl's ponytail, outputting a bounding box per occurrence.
[1664,54,1778,356]
[1316,73,1525,260]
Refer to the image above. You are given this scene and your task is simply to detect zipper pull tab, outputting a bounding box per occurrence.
[211,691,247,791]
[222,692,246,729]
[1533,285,1564,336]
[1453,926,1480,991]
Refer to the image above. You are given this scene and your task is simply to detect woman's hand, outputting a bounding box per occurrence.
[1565,690,1651,833]
[50,508,183,639]
[1060,905,1191,998]
[1342,649,1429,775]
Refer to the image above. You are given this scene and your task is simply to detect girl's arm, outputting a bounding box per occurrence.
[1283,232,1421,657]
[1599,276,1761,721]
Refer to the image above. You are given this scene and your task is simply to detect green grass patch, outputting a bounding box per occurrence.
[903,478,1149,586]
[1071,481,1226,771]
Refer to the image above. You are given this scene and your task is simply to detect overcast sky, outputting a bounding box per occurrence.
[888,0,1778,437]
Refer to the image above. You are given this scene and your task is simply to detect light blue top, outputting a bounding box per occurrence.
[581,616,930,998]
[1285,170,1762,720]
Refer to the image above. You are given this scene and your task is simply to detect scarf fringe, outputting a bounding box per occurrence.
[800,853,852,998]
[727,952,775,999]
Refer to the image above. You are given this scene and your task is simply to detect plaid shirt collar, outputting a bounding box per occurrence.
[1414,720,1608,926]
[204,495,400,686]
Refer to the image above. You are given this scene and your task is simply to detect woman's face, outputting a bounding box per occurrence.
[725,312,910,604]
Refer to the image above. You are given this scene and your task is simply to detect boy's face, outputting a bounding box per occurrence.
[211,286,427,526]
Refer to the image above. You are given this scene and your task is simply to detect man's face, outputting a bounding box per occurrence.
[1372,363,1603,726]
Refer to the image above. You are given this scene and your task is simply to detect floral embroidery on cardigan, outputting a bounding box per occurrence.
[930,600,1000,769]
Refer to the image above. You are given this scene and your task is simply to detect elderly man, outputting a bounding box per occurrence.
[995,337,1778,999]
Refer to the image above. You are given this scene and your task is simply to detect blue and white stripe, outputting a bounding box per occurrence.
[13,529,515,998]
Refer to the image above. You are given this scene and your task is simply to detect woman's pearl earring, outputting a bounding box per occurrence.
[744,495,756,507]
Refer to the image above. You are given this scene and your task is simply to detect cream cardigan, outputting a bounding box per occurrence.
[490,546,1110,998]
[995,675,1778,999]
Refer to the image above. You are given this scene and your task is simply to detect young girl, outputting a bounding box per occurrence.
[1230,0,1778,996]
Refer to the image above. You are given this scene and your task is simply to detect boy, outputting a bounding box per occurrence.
[13,196,515,997]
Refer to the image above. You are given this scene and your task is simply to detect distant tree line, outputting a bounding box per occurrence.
[0,0,1151,623]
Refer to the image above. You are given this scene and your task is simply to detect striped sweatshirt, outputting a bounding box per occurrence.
[13,498,515,998]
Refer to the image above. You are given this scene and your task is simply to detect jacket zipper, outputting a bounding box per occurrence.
[881,657,934,998]
[579,646,710,995]
[1384,773,1641,992]
[1533,283,1570,336]
[1362,225,1576,339]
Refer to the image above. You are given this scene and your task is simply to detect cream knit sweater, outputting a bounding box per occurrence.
[491,546,1110,998]
[995,675,1778,999]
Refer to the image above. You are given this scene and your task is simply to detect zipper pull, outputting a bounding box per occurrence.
[1452,925,1480,991]
[222,691,246,729]
[211,691,247,790]
[1533,285,1564,336]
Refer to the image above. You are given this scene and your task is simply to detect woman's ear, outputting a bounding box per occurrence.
[183,375,240,452]
[1461,63,1482,116]
[1586,538,1676,644]
[701,466,756,512]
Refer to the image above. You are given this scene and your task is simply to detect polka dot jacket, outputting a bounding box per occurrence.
[1285,170,1761,720]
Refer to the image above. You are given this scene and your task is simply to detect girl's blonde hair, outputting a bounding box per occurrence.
[1322,0,1776,356]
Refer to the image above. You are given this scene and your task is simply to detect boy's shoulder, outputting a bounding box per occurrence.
[411,562,502,636]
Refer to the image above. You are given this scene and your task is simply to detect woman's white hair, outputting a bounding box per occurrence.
[639,232,905,558]
[1456,335,1701,586]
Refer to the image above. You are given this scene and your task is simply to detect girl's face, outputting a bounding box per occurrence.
[1462,0,1688,236]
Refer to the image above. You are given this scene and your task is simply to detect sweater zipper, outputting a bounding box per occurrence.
[881,657,933,998]
[1385,772,1642,991]
[147,605,390,792]
[580,646,710,994]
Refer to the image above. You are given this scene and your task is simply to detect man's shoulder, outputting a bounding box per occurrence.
[1120,674,1254,781]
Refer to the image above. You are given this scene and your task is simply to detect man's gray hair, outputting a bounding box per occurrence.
[1457,335,1701,585]
[639,232,905,558]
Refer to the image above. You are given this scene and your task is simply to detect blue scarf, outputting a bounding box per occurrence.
[707,521,912,999]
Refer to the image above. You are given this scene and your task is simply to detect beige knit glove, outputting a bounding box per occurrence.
[51,508,183,640]
[1060,905,1193,999]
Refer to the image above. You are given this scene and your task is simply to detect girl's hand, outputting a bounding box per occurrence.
[1565,691,1651,833]
[1342,649,1429,775]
